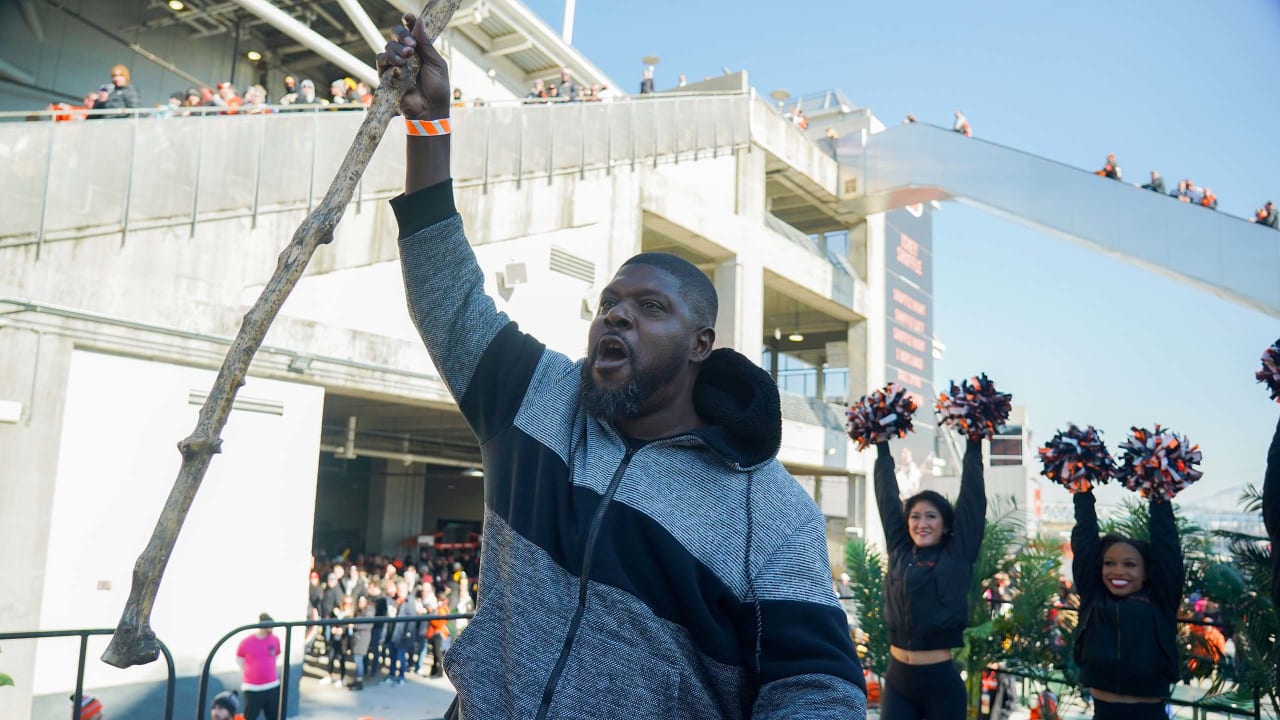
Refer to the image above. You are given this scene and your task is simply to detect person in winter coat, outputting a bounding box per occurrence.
[377,14,867,719]
[348,595,374,690]
[1069,485,1184,720]
[90,64,140,117]
[873,438,986,720]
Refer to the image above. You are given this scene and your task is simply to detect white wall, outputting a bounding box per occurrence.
[33,350,323,694]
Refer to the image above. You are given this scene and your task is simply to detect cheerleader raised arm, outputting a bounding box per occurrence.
[1046,423,1197,720]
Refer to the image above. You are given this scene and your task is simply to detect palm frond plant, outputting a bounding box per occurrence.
[844,535,889,678]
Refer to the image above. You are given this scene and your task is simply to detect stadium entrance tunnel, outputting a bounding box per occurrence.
[313,393,484,565]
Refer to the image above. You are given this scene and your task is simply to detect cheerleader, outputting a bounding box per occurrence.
[850,377,1007,720]
[1257,341,1279,691]
[1066,425,1190,720]
[874,436,986,720]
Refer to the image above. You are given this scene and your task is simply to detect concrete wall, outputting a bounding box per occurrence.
[0,349,323,719]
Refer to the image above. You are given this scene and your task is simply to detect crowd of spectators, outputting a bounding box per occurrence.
[904,109,1273,228]
[305,548,478,690]
[523,66,613,103]
[44,63,376,122]
[36,64,1278,229]
[1118,157,1274,224]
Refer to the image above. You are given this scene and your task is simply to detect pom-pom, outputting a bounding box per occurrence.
[1038,424,1114,493]
[1257,339,1280,403]
[1116,425,1203,502]
[846,383,918,450]
[935,374,1013,440]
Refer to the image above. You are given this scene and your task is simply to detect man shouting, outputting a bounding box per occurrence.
[379,14,866,719]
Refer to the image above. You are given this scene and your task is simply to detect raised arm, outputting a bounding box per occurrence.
[874,442,911,556]
[1146,499,1184,614]
[382,17,547,442]
[1071,490,1103,602]
[1264,415,1280,607]
[751,509,867,719]
[952,438,987,564]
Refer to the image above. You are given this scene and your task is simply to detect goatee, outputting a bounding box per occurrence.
[578,348,685,422]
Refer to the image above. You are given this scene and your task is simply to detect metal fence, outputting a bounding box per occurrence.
[0,627,176,720]
[0,614,471,720]
[0,93,752,256]
[196,613,473,720]
[840,595,1268,719]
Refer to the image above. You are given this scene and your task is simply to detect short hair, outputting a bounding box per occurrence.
[903,490,956,543]
[619,252,717,330]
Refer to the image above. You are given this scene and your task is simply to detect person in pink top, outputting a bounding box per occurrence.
[236,612,281,720]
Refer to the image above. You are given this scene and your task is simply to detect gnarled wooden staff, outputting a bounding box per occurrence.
[101,0,462,668]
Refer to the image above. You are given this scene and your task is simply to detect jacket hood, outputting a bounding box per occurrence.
[690,347,782,469]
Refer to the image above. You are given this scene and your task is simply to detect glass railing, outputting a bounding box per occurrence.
[0,94,751,252]
[840,122,1280,314]
[0,95,866,304]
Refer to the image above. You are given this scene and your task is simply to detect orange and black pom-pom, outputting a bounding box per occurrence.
[1039,424,1114,494]
[1116,425,1203,503]
[1257,339,1280,403]
[935,373,1013,441]
[846,383,918,450]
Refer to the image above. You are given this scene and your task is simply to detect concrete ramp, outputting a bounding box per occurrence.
[838,122,1280,318]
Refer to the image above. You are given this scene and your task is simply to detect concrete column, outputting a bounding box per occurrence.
[734,147,766,222]
[857,213,888,551]
[846,321,869,399]
[370,462,426,557]
[712,257,764,356]
[0,331,72,720]
[603,172,644,278]
[864,213,888,392]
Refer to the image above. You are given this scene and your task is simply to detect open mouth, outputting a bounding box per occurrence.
[1107,578,1131,589]
[594,335,631,369]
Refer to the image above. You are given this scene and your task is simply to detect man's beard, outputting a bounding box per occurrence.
[578,345,686,422]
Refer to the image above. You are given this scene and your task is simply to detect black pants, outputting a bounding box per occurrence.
[881,658,966,720]
[327,639,347,680]
[1094,698,1167,720]
[428,633,446,676]
[243,686,279,720]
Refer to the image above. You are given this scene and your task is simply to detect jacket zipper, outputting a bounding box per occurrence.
[901,553,914,650]
[534,447,636,720]
[1114,602,1121,676]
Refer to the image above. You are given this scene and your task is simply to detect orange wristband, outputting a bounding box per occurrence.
[405,117,451,136]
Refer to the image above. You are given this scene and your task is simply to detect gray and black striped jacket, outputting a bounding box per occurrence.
[392,181,866,720]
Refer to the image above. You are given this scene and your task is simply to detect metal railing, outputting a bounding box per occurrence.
[0,93,753,256]
[840,595,1268,718]
[0,627,176,720]
[196,613,473,720]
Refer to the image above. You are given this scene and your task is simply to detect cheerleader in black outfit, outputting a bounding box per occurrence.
[1253,340,1280,693]
[1069,484,1182,720]
[874,437,985,720]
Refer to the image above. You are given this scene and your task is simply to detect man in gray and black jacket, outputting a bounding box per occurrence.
[379,13,865,720]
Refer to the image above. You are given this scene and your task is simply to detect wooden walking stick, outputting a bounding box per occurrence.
[101,0,462,668]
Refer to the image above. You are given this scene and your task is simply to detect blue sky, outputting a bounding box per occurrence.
[525,0,1280,508]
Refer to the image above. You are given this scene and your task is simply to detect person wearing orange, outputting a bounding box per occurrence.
[425,589,450,678]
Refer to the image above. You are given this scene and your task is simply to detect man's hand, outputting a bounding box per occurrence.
[377,12,451,121]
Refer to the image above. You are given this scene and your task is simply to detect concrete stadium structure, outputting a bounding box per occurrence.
[2,1,1274,717]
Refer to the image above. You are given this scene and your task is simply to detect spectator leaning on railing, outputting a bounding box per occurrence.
[90,64,140,117]
[1140,170,1165,194]
[1253,202,1279,229]
[1096,153,1122,180]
